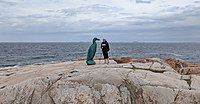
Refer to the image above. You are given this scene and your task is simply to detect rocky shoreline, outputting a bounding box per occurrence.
[0,58,200,104]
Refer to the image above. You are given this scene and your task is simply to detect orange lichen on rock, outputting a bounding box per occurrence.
[164,58,188,71]
[113,58,161,64]
[165,58,200,75]
[113,57,133,64]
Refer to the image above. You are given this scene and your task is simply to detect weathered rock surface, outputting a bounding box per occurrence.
[0,59,200,104]
[113,57,133,64]
[165,58,200,75]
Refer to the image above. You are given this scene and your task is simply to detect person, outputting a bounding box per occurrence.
[101,39,110,64]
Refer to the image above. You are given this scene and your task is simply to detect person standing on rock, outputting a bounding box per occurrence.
[101,39,110,64]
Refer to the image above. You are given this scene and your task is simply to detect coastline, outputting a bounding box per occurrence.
[0,58,200,103]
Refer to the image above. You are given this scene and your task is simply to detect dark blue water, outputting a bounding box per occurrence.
[0,42,200,68]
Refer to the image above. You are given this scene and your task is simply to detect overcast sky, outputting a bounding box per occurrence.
[0,0,200,42]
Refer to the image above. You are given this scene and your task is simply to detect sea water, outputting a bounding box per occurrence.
[0,42,200,68]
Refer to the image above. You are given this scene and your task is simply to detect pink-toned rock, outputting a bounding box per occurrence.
[0,59,200,104]
[165,58,188,71]
[113,58,161,64]
[165,58,200,75]
[113,57,133,64]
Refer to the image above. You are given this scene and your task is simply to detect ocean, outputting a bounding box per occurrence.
[0,42,200,68]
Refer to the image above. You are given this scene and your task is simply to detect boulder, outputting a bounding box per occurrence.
[165,58,200,76]
[164,58,188,71]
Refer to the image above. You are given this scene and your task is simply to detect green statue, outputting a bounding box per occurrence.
[86,37,100,65]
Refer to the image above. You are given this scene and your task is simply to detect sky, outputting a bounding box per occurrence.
[0,0,200,42]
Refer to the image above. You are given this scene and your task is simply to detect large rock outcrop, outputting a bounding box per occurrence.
[0,59,200,104]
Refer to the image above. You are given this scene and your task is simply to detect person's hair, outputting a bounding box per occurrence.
[103,39,107,42]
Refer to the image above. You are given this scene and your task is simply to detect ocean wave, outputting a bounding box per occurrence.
[146,52,182,57]
[31,55,57,60]
[0,64,18,68]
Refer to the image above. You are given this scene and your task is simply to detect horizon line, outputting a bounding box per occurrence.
[0,41,200,43]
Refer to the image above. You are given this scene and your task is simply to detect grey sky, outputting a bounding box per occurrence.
[0,0,200,42]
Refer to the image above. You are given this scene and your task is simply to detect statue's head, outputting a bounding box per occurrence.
[93,37,100,43]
